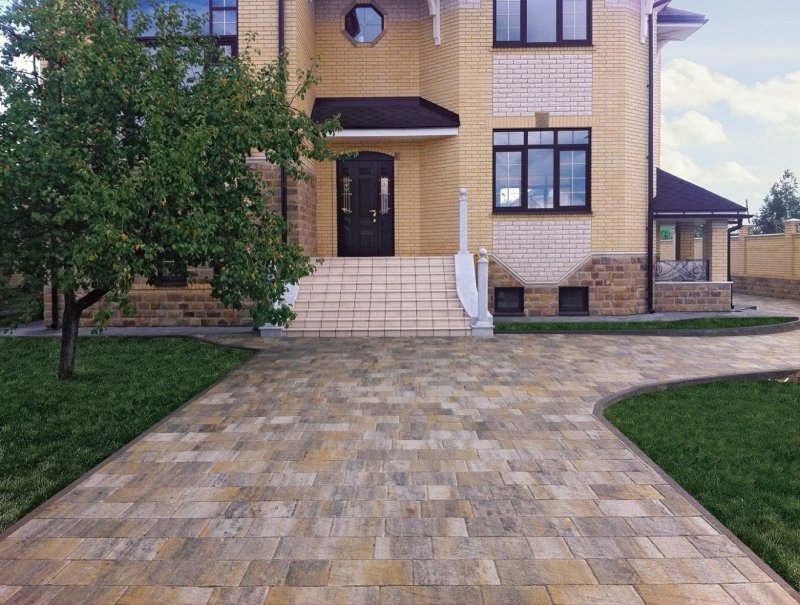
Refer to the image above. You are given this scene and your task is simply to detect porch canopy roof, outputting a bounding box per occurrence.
[653,169,751,221]
[312,96,459,138]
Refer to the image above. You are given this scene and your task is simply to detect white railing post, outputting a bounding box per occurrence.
[459,188,468,254]
[472,248,494,336]
[477,248,489,323]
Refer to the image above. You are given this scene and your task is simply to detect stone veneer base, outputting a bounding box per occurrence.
[654,281,732,313]
[43,286,253,328]
[489,254,648,316]
[733,275,800,302]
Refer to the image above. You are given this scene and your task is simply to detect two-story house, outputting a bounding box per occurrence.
[59,0,750,334]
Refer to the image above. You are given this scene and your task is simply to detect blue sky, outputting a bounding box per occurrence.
[660,1,800,216]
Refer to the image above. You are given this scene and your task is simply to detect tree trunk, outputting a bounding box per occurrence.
[58,293,81,380]
[57,289,108,380]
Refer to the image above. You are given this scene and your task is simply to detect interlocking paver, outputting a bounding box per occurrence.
[1,294,799,602]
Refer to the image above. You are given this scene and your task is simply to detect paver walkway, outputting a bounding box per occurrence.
[1,296,800,604]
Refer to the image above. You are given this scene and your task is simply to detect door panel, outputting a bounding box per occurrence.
[337,153,394,257]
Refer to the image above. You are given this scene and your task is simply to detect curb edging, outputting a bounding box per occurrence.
[497,317,800,337]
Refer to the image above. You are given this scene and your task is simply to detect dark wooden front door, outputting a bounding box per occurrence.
[337,153,395,257]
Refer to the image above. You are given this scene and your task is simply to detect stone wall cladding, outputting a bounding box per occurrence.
[654,282,732,313]
[489,254,648,316]
[43,284,254,328]
[733,276,800,302]
[286,164,318,255]
[492,220,592,283]
[493,55,592,117]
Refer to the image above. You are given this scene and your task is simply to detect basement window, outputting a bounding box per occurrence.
[156,258,188,287]
[494,287,525,316]
[559,286,588,316]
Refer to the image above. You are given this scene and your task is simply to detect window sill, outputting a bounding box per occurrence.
[493,207,592,216]
[492,41,593,50]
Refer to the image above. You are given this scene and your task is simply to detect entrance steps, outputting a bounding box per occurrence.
[285,257,472,337]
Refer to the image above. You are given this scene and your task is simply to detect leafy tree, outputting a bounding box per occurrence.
[0,0,338,378]
[753,170,800,234]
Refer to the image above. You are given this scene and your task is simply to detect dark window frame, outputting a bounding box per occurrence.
[131,0,238,56]
[494,287,525,316]
[493,0,592,47]
[343,3,386,46]
[493,128,592,214]
[559,286,589,316]
[155,258,189,288]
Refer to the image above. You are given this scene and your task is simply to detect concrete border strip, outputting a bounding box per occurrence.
[495,317,800,337]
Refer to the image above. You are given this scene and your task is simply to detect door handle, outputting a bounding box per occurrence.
[370,209,377,223]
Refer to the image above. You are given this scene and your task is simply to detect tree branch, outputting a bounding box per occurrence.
[76,288,108,311]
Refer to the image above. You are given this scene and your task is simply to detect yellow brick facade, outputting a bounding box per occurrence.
[233,0,681,315]
[258,0,659,261]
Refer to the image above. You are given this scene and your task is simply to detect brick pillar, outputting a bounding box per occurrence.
[785,219,800,281]
[702,220,729,282]
[676,223,696,260]
[739,225,752,276]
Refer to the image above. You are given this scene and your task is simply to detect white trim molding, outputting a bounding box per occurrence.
[330,127,458,139]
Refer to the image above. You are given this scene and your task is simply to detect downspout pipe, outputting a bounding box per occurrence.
[646,0,670,313]
[727,219,743,309]
[278,0,288,244]
[646,11,655,313]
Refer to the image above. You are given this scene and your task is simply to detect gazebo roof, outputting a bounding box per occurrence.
[653,170,751,220]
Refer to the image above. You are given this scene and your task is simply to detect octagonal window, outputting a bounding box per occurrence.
[344,5,384,44]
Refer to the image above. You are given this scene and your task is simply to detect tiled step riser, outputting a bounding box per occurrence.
[288,330,471,338]
[286,257,471,338]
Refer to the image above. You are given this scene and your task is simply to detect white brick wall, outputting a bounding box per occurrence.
[441,0,481,12]
[604,0,640,10]
[492,220,592,283]
[493,55,592,117]
[316,0,426,23]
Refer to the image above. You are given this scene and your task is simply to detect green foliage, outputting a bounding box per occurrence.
[0,337,253,531]
[0,0,339,331]
[658,225,673,241]
[606,380,800,590]
[753,170,800,234]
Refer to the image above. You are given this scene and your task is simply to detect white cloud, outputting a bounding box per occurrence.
[663,59,800,134]
[662,148,706,183]
[662,111,728,149]
[662,150,759,187]
[715,161,760,185]
[662,59,739,110]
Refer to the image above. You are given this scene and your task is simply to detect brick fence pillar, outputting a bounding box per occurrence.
[785,219,800,281]
[703,220,729,282]
[676,222,696,260]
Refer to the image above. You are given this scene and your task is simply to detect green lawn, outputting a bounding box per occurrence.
[605,379,800,590]
[495,316,794,333]
[0,337,254,532]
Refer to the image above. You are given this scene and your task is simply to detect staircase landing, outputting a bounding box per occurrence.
[286,257,471,337]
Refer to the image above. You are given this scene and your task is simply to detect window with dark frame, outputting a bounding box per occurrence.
[344,5,385,44]
[130,0,238,56]
[494,287,525,316]
[495,0,590,46]
[494,129,590,213]
[559,286,589,315]
[156,258,188,288]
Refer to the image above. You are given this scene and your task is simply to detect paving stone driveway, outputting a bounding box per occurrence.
[2,309,800,603]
